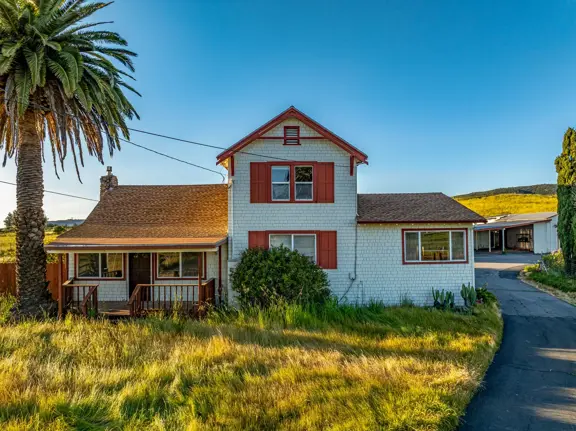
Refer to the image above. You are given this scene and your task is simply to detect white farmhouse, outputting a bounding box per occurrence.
[47,106,485,315]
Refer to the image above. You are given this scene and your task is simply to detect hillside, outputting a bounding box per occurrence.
[454,184,556,200]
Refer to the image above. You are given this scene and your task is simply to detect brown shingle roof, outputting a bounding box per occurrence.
[357,193,486,224]
[47,184,228,249]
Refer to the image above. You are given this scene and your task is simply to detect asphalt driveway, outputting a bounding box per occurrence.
[461,252,576,430]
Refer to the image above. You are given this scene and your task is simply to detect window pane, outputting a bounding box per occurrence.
[78,253,99,277]
[270,234,292,249]
[182,252,199,277]
[101,253,123,278]
[158,252,180,278]
[272,184,290,200]
[421,232,450,261]
[295,183,313,200]
[294,235,316,261]
[405,232,419,261]
[295,166,313,182]
[451,231,465,260]
[271,166,290,182]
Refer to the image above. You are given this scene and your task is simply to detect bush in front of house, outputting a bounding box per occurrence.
[231,246,331,308]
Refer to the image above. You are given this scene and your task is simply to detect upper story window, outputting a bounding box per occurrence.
[284,126,300,145]
[157,252,201,278]
[403,229,467,264]
[270,233,316,262]
[77,253,123,278]
[295,166,313,200]
[271,166,290,201]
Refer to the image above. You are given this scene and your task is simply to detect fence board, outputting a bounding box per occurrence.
[0,262,66,299]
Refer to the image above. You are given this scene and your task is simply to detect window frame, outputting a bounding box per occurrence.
[269,233,317,263]
[76,252,125,279]
[283,126,300,145]
[155,251,203,280]
[402,229,468,265]
[294,165,314,201]
[271,165,291,201]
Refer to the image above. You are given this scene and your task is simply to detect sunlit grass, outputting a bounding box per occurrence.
[0,232,58,263]
[456,193,557,217]
[0,302,502,430]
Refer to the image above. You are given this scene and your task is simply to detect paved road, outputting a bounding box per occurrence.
[461,253,576,431]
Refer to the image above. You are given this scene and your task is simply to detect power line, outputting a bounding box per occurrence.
[0,180,98,202]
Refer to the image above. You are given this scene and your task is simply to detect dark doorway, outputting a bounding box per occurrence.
[129,253,151,297]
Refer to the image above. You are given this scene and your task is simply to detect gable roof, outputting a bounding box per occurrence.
[357,193,486,224]
[216,106,368,164]
[46,184,228,250]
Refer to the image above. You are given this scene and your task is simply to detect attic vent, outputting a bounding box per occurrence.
[284,126,300,145]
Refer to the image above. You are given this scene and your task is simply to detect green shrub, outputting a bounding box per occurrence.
[476,286,497,305]
[231,246,331,308]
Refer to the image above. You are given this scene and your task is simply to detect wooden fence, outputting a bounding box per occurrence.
[0,262,66,300]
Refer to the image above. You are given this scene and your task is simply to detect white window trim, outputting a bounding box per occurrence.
[156,252,201,279]
[295,165,314,201]
[77,252,124,279]
[271,166,291,201]
[269,233,317,263]
[404,230,467,263]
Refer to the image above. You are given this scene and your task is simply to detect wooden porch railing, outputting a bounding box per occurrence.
[128,278,216,317]
[61,278,99,317]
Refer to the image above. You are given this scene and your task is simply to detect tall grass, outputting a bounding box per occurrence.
[0,302,502,430]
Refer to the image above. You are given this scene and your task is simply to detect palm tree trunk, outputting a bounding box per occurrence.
[14,110,55,318]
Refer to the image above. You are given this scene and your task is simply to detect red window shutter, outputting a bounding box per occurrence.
[315,162,335,203]
[248,231,268,249]
[317,231,337,269]
[250,162,269,203]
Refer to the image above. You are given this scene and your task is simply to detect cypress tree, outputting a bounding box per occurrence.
[555,128,576,275]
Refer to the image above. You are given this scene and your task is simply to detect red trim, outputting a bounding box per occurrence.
[47,242,226,252]
[283,126,300,146]
[358,220,484,224]
[401,228,469,265]
[153,251,206,280]
[259,136,325,140]
[203,251,207,277]
[230,155,235,176]
[74,252,127,280]
[217,245,222,302]
[216,106,368,164]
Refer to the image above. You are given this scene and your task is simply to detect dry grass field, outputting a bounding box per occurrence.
[456,193,557,217]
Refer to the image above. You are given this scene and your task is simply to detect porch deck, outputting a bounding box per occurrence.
[99,301,131,318]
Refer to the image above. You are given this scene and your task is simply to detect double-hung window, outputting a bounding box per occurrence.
[271,165,314,201]
[403,230,467,263]
[157,252,200,278]
[271,166,290,201]
[77,253,123,278]
[269,233,316,262]
[295,166,313,200]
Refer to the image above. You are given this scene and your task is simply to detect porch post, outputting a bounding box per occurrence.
[218,245,222,304]
[198,252,204,314]
[502,228,506,252]
[57,253,63,320]
[488,231,492,253]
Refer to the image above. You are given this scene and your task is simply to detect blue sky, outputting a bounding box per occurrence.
[1,0,575,221]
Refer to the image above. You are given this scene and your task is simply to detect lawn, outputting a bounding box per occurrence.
[0,302,502,430]
[0,232,59,263]
[456,193,557,217]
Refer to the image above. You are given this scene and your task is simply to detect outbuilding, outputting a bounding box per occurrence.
[474,212,558,254]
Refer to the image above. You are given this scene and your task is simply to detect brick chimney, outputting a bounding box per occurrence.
[100,166,118,199]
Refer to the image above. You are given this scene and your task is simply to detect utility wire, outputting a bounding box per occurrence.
[0,180,98,202]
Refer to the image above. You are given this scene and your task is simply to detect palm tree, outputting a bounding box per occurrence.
[0,0,139,318]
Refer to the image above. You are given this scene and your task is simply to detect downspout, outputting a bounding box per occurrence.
[339,197,359,303]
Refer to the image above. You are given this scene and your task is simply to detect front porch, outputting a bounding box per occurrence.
[61,277,217,318]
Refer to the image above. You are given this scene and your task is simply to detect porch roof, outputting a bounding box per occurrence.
[45,184,228,251]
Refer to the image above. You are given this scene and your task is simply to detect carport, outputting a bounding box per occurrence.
[474,212,558,254]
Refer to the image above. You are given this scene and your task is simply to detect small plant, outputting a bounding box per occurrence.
[432,289,455,310]
[399,293,414,307]
[0,294,15,323]
[476,285,497,305]
[461,283,478,309]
